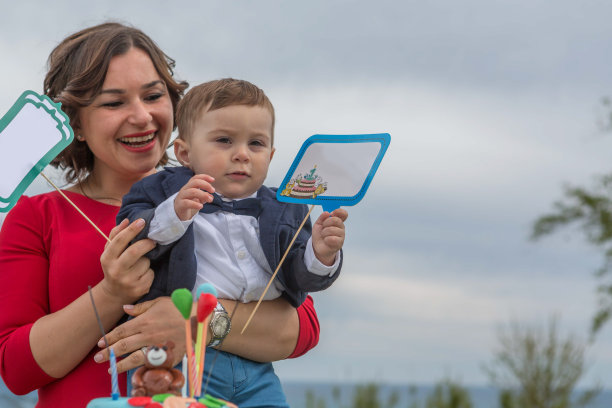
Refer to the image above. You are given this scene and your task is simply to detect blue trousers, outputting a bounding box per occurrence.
[128,348,289,408]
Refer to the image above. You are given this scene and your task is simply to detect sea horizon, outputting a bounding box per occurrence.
[2,380,611,407]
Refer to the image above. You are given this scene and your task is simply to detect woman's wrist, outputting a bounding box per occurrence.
[95,279,134,308]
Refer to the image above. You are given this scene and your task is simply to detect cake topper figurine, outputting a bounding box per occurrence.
[241,133,391,333]
[131,341,184,397]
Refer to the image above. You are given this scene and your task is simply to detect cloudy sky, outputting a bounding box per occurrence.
[2,0,612,390]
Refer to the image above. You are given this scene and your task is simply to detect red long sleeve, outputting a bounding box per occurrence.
[0,192,127,407]
[288,295,320,358]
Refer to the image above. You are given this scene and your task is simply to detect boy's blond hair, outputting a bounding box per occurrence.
[176,78,275,144]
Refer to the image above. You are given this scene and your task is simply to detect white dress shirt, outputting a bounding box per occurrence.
[148,192,340,302]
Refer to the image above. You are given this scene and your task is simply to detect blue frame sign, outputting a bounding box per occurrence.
[277,133,390,212]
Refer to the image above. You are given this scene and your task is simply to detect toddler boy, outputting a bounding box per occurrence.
[118,78,348,406]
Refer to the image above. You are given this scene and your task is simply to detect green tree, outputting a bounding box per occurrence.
[532,98,612,334]
[424,379,473,408]
[483,318,600,408]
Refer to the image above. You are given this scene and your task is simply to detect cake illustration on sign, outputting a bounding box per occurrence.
[280,165,327,199]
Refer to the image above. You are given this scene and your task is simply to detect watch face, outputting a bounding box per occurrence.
[212,315,230,337]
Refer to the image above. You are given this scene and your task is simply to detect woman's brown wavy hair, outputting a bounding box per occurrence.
[45,22,188,183]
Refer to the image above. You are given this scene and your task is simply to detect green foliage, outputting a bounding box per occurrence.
[424,380,473,408]
[349,383,399,408]
[483,317,600,408]
[531,174,612,334]
[305,388,328,408]
[304,381,468,408]
[351,383,381,408]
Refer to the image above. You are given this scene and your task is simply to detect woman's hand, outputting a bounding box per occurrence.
[95,297,185,373]
[98,218,156,304]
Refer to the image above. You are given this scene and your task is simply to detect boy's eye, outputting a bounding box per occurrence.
[250,140,265,147]
[215,137,231,144]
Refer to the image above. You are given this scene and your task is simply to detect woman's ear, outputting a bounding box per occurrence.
[173,138,191,167]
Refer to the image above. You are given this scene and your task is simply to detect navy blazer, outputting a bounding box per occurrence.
[118,166,341,307]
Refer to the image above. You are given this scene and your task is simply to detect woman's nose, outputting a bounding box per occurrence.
[127,100,153,126]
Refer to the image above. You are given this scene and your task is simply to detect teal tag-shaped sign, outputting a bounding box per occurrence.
[277,133,390,212]
[0,90,74,212]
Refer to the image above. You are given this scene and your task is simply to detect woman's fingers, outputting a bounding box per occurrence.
[108,218,129,242]
[123,298,161,317]
[115,349,146,373]
[95,297,185,370]
[101,218,146,262]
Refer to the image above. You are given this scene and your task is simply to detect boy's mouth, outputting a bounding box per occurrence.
[228,171,249,179]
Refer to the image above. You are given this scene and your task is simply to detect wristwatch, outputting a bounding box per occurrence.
[208,301,231,347]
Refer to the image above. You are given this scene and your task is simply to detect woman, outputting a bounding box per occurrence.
[0,22,319,407]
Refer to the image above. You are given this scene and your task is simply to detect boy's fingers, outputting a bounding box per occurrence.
[186,177,215,193]
[330,208,348,222]
[193,173,215,183]
[315,212,330,225]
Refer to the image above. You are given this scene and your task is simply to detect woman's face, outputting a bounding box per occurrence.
[77,47,173,180]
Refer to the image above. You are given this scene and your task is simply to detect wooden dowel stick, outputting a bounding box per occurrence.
[39,172,110,242]
[241,204,315,334]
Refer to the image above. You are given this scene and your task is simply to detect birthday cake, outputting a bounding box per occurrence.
[282,165,327,199]
[87,394,236,408]
[290,177,317,198]
[87,287,237,408]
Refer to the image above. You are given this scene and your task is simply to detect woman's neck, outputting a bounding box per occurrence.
[74,169,153,206]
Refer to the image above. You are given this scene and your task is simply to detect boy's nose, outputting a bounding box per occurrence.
[232,145,250,161]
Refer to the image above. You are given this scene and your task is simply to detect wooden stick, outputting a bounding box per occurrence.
[241,204,315,334]
[39,172,110,242]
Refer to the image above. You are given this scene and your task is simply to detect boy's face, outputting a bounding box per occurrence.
[175,104,275,199]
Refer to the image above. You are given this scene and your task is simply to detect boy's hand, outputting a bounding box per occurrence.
[174,174,215,221]
[312,208,348,266]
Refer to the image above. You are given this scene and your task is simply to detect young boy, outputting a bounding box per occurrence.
[118,78,348,405]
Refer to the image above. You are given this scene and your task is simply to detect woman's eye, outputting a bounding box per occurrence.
[145,93,164,102]
[100,101,122,108]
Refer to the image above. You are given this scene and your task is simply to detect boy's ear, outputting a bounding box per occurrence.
[174,138,191,167]
[269,147,275,161]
